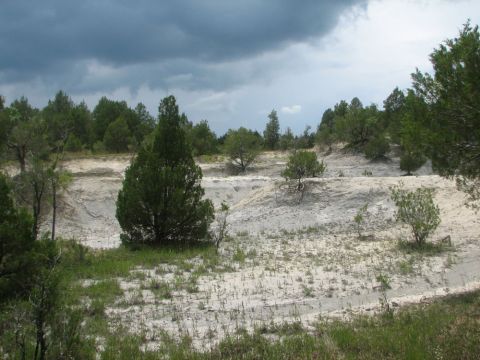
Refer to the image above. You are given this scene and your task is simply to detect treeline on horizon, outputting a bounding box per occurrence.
[1,22,479,181]
[0,85,434,173]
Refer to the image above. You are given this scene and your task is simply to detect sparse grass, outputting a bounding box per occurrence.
[83,279,123,305]
[246,248,257,259]
[146,279,173,299]
[397,239,453,256]
[279,225,326,238]
[199,290,480,359]
[302,285,315,298]
[54,241,219,346]
[233,247,246,263]
[60,241,218,280]
[196,154,226,163]
[3,235,480,359]
[397,257,416,275]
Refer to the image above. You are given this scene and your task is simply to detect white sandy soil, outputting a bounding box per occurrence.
[49,150,480,349]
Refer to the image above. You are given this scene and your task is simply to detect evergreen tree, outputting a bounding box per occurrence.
[316,108,336,152]
[279,127,295,151]
[92,97,129,142]
[116,96,214,247]
[399,90,428,175]
[103,116,131,153]
[412,21,480,178]
[0,174,36,301]
[263,110,280,150]
[383,87,406,143]
[224,127,262,172]
[190,120,218,156]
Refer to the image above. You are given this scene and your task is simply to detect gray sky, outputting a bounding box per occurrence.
[1,0,479,134]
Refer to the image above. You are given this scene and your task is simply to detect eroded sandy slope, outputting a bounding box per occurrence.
[49,151,480,349]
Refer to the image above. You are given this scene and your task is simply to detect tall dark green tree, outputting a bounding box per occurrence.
[190,120,217,156]
[0,174,35,301]
[69,101,93,148]
[92,97,129,142]
[263,110,280,150]
[399,90,428,175]
[116,96,214,246]
[103,116,131,153]
[134,102,156,145]
[412,21,480,178]
[3,99,45,173]
[335,99,380,149]
[383,87,406,143]
[43,91,74,147]
[10,96,38,123]
[316,108,336,152]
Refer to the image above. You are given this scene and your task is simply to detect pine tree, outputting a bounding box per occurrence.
[263,110,280,150]
[116,96,214,247]
[0,174,36,301]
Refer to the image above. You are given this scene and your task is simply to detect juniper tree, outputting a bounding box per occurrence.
[282,151,326,191]
[263,110,280,150]
[116,96,214,247]
[224,127,262,173]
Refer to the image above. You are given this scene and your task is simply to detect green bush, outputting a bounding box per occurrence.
[400,151,426,175]
[65,133,83,152]
[224,127,262,173]
[365,135,390,160]
[103,116,131,153]
[282,151,326,190]
[390,184,440,246]
[92,140,106,153]
[190,120,218,156]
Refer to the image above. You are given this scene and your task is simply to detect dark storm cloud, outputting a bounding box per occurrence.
[0,0,365,90]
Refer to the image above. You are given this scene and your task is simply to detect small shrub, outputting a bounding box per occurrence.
[282,151,326,191]
[354,203,368,238]
[400,151,426,175]
[233,248,246,263]
[92,140,106,153]
[390,184,441,247]
[302,285,315,298]
[213,202,229,252]
[376,274,392,317]
[149,279,172,299]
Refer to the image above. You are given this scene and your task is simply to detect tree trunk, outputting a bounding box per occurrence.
[17,146,26,173]
[19,156,26,173]
[51,180,57,241]
[32,181,44,240]
[34,284,46,360]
